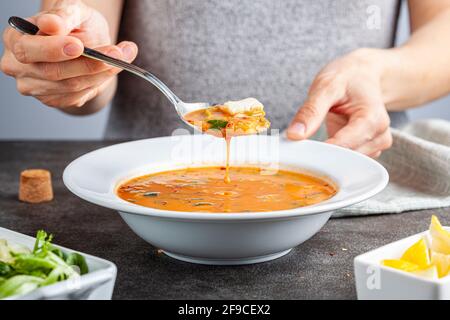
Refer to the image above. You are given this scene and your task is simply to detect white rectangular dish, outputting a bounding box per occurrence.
[0,227,117,300]
[354,227,450,300]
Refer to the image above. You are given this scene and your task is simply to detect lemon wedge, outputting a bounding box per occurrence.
[382,259,420,272]
[401,237,431,268]
[431,251,450,278]
[381,216,450,280]
[382,259,438,279]
[412,265,439,280]
[429,215,450,254]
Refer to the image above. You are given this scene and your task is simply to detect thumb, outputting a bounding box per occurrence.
[36,0,92,35]
[287,84,343,141]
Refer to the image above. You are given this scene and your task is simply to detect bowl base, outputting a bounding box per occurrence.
[163,249,292,265]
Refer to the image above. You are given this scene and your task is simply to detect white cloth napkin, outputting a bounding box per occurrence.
[334,119,450,217]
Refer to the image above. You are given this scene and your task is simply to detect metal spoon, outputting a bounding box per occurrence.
[8,16,208,128]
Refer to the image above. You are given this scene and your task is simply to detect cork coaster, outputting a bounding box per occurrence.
[19,169,54,203]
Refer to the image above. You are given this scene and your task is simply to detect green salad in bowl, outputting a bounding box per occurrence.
[0,230,88,299]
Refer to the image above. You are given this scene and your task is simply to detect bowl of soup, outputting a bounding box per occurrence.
[63,134,388,265]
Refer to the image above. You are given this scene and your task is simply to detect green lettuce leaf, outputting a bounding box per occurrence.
[0,230,89,299]
[0,275,44,299]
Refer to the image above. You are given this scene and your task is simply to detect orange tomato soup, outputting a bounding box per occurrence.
[117,167,337,213]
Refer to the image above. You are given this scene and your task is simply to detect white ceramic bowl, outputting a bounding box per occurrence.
[63,135,388,265]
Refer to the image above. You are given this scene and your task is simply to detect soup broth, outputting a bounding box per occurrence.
[117,167,337,213]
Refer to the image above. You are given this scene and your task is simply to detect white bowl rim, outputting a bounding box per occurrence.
[63,137,389,221]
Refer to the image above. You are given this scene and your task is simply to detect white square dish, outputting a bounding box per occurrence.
[354,227,450,300]
[0,227,117,300]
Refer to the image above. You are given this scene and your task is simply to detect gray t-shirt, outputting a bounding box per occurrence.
[106,0,405,140]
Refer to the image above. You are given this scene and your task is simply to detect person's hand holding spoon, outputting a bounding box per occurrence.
[0,0,138,112]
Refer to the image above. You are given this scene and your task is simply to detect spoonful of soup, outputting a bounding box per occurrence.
[183,98,270,138]
[8,16,271,138]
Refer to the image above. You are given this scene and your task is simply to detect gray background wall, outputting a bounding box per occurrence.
[0,0,449,140]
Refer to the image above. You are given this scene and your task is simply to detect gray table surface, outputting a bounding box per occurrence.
[0,141,449,300]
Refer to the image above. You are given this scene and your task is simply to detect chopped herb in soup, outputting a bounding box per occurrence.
[117,167,337,213]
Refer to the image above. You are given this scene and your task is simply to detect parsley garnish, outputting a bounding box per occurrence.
[207,120,228,130]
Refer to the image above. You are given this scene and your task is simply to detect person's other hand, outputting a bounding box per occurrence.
[287,49,392,158]
[0,0,138,109]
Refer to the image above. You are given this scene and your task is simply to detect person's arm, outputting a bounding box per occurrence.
[381,0,450,110]
[40,0,124,115]
[0,0,136,116]
[287,0,450,157]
